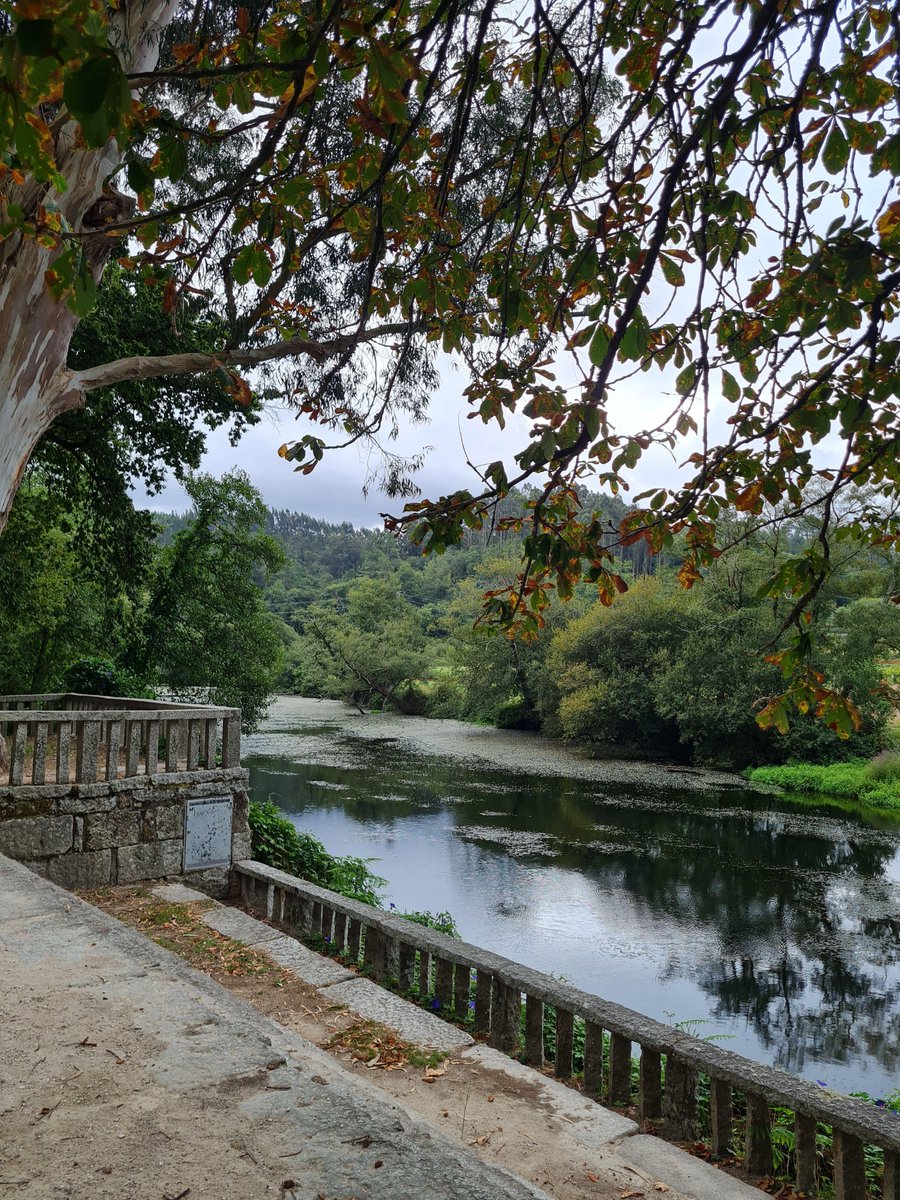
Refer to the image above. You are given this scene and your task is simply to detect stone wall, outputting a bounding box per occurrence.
[0,767,250,897]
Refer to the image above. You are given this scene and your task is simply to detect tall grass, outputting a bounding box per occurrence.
[746,755,900,810]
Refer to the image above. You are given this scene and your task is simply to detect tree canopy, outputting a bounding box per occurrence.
[1,0,899,732]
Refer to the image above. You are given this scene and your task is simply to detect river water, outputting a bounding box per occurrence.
[243,696,900,1098]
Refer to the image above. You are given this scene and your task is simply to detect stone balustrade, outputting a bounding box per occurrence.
[0,693,248,894]
[0,692,241,785]
[236,858,899,1200]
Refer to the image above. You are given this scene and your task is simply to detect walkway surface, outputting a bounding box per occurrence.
[0,856,762,1200]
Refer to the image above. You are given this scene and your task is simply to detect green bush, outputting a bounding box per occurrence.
[58,656,154,699]
[248,799,386,905]
[495,696,541,731]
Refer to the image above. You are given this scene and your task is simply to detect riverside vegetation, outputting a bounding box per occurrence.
[3,464,900,789]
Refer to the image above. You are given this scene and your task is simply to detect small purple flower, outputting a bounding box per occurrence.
[324,935,331,944]
[389,902,396,909]
[431,998,441,1010]
[876,1100,886,1108]
[817,1080,827,1087]
[468,1000,476,1010]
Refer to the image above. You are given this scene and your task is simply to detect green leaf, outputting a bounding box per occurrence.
[63,54,130,146]
[127,159,155,200]
[233,245,256,285]
[660,254,685,287]
[721,369,741,402]
[676,363,696,396]
[822,124,849,174]
[588,324,610,367]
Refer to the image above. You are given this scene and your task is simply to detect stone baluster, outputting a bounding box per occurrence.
[583,1021,604,1098]
[105,719,122,781]
[332,911,348,953]
[832,1128,866,1200]
[744,1092,773,1177]
[434,957,453,1012]
[56,721,72,783]
[9,721,27,785]
[124,721,141,777]
[76,720,101,783]
[165,720,180,772]
[662,1054,697,1139]
[794,1113,816,1194]
[187,719,200,770]
[488,979,520,1055]
[709,1079,732,1157]
[362,926,385,979]
[398,943,416,992]
[883,1149,897,1200]
[609,1032,632,1105]
[554,1007,574,1079]
[524,994,544,1067]
[222,715,240,767]
[145,719,160,774]
[32,721,48,785]
[453,963,471,1018]
[341,916,358,963]
[639,1049,663,1120]
[320,905,335,946]
[474,969,492,1035]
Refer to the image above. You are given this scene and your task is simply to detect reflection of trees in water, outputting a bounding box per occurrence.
[694,948,900,1078]
[250,752,900,1079]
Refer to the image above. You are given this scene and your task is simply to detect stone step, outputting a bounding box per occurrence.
[461,1044,638,1150]
[615,1134,764,1200]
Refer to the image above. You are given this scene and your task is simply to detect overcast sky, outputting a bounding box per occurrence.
[138,346,716,526]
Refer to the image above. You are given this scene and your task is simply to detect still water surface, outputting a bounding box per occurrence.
[244,696,900,1098]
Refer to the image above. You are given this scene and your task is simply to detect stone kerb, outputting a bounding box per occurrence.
[234,858,900,1171]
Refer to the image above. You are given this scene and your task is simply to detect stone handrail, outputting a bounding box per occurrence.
[236,859,899,1200]
[1,693,241,786]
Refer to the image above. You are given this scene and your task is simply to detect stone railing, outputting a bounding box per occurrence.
[0,693,241,786]
[236,859,899,1200]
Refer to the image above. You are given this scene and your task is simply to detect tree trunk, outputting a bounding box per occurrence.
[0,0,179,536]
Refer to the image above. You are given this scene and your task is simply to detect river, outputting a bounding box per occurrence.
[243,695,900,1098]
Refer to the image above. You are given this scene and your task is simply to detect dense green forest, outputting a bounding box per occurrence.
[7,458,894,771]
[251,493,900,770]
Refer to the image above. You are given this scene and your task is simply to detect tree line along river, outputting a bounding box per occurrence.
[243,696,900,1100]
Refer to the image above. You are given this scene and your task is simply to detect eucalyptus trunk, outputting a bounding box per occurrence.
[0,0,177,537]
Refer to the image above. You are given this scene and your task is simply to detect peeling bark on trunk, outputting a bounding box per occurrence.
[0,0,179,536]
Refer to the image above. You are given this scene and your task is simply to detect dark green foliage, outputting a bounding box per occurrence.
[495,697,541,731]
[57,657,153,699]
[134,471,285,731]
[248,799,386,906]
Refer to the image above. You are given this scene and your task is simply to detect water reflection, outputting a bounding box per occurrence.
[245,705,900,1097]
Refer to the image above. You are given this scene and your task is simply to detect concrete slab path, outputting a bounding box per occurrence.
[0,855,553,1200]
[0,857,765,1200]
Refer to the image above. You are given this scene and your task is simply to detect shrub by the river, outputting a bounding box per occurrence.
[249,799,386,905]
[746,758,900,810]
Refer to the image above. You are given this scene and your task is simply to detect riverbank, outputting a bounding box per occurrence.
[746,757,900,812]
[250,696,756,793]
